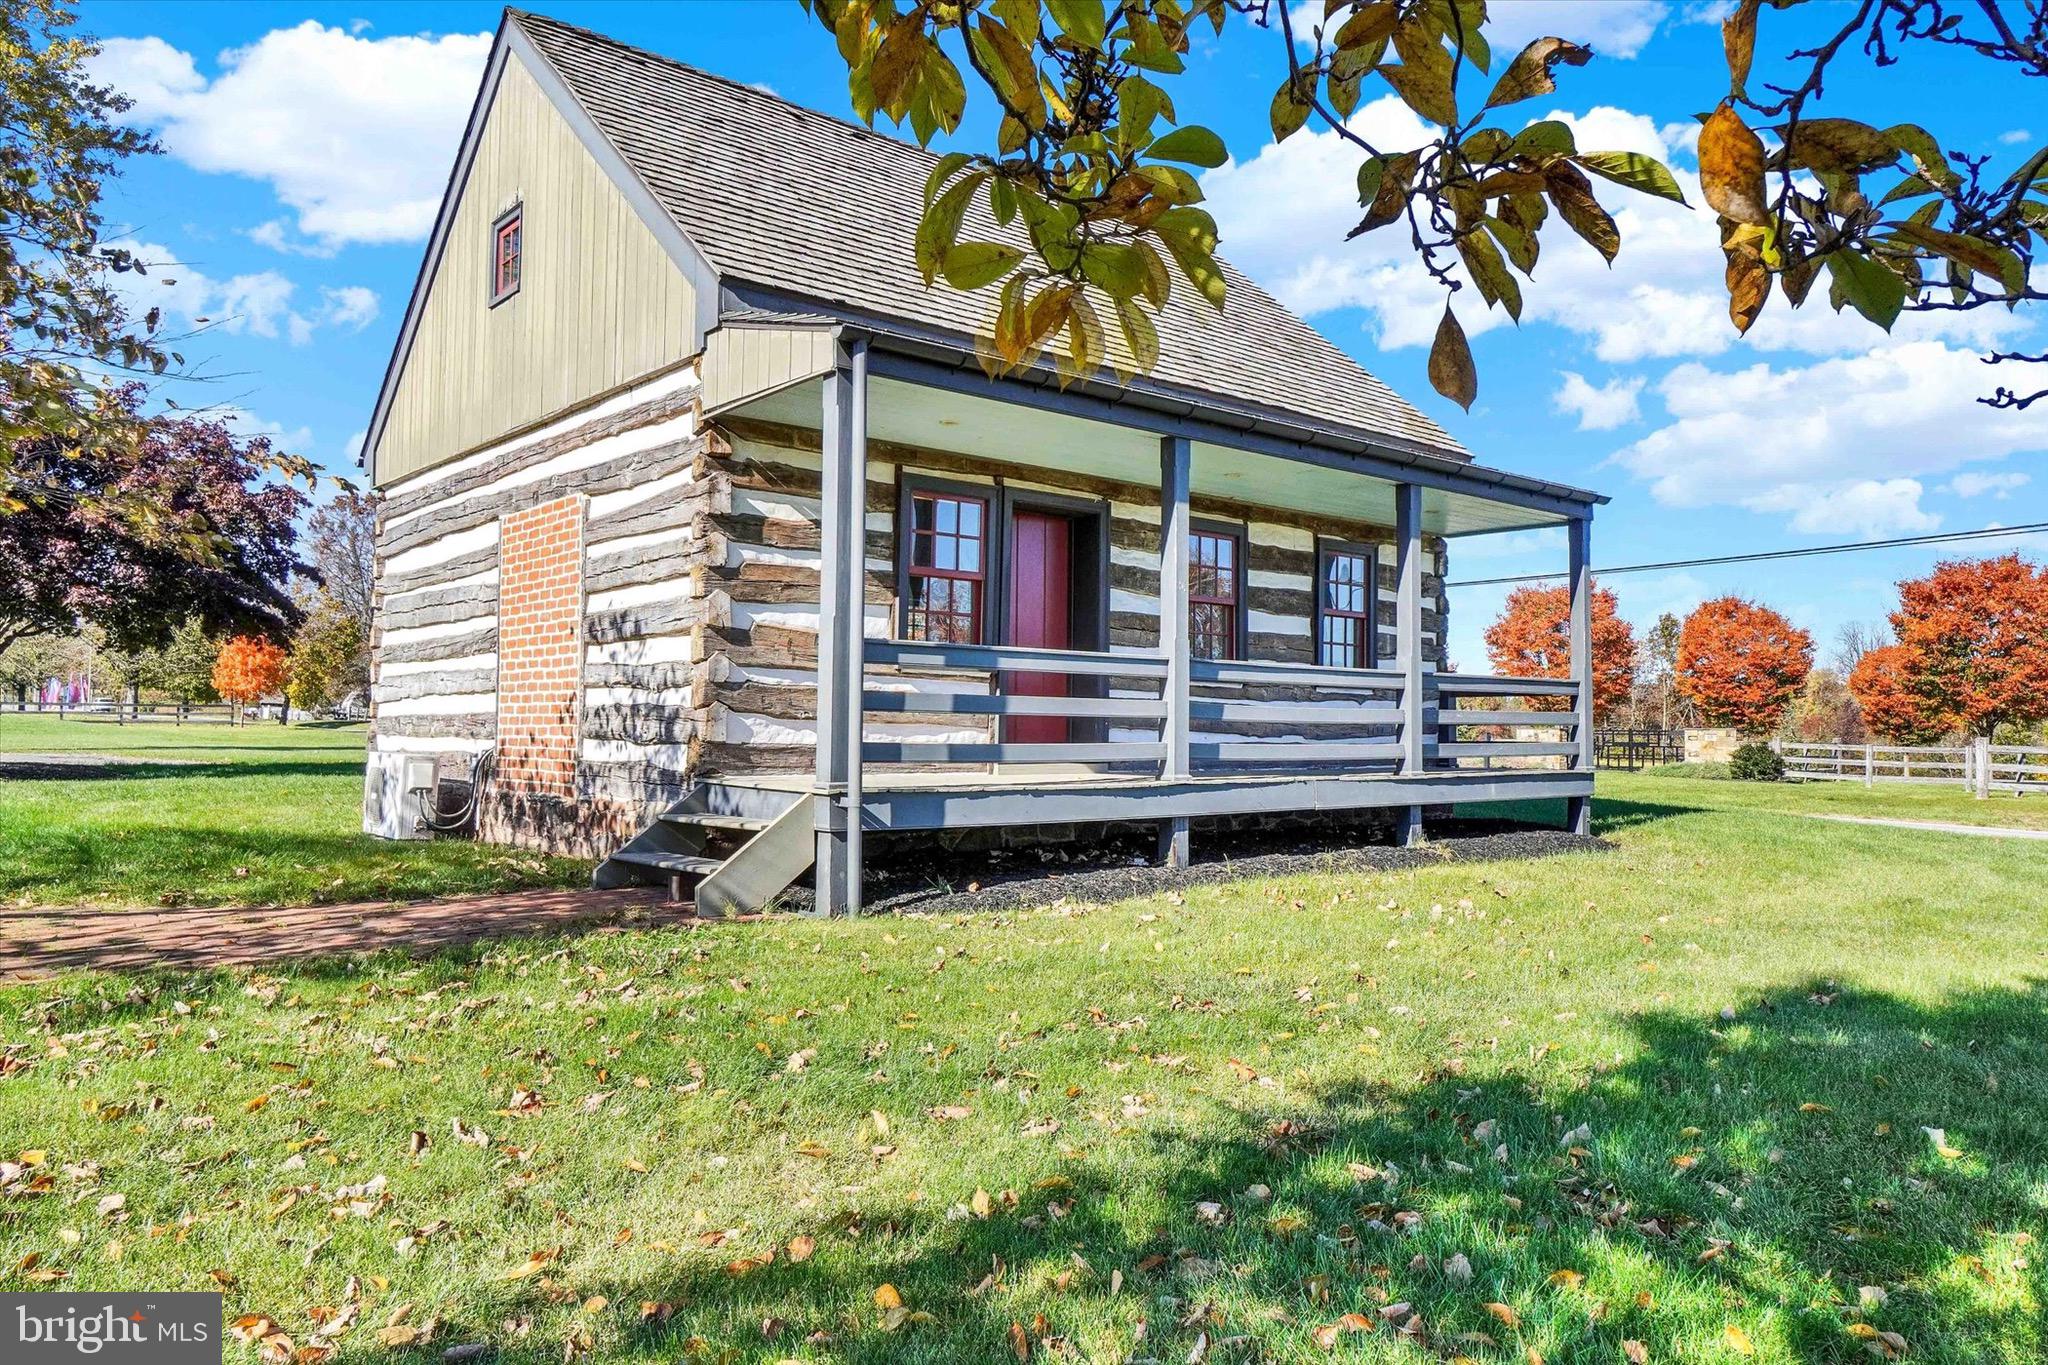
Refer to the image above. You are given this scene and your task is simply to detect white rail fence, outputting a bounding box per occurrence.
[1777,739,2048,796]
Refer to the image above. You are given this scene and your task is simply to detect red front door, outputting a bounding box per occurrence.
[1005,510,1072,744]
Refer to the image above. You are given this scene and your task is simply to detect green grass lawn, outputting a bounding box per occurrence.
[0,714,590,908]
[3,765,2046,1362]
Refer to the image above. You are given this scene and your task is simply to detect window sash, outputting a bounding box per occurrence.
[1317,546,1374,669]
[1188,529,1240,661]
[493,215,522,299]
[904,491,988,643]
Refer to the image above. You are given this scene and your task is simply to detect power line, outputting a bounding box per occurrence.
[1446,521,2048,588]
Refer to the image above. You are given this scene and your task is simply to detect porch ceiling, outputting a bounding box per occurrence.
[734,376,1570,536]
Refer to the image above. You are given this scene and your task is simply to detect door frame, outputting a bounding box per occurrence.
[998,487,1111,742]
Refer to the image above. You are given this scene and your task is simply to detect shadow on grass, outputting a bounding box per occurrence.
[0,758,361,782]
[456,980,2045,1363]
[1458,793,1708,837]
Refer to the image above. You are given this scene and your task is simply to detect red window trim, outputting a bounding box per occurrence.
[1316,543,1375,669]
[904,489,989,644]
[1189,526,1242,661]
[491,208,522,304]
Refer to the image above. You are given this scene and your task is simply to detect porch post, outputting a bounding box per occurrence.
[1157,434,1192,867]
[1394,483,1427,846]
[1566,513,1595,835]
[842,338,870,913]
[812,336,866,914]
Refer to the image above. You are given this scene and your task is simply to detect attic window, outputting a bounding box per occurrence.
[491,207,522,304]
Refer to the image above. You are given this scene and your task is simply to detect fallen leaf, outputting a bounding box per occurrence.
[1724,1323,1755,1356]
[1923,1126,1964,1160]
[496,1248,560,1281]
[1622,1341,1648,1364]
[787,1234,816,1264]
[874,1283,904,1311]
[1485,1303,1520,1329]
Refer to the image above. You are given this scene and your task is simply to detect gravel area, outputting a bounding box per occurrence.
[776,818,1610,916]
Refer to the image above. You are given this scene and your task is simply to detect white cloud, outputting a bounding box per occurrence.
[91,23,490,249]
[1613,341,2048,531]
[198,405,315,454]
[1999,128,2032,145]
[104,239,375,346]
[1483,1,1669,59]
[1554,371,1644,430]
[319,285,380,331]
[1204,100,2035,368]
[1945,471,2031,499]
[1756,478,1939,539]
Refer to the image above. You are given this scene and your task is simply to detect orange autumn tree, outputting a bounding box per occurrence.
[1849,555,2048,741]
[211,635,287,725]
[1848,643,1945,745]
[1482,584,1637,722]
[1676,597,1812,734]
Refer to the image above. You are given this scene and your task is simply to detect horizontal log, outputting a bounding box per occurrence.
[371,713,495,741]
[379,625,497,667]
[584,537,697,596]
[586,599,704,644]
[378,542,497,597]
[695,740,813,773]
[380,591,497,634]
[380,436,705,558]
[373,667,498,704]
[582,704,701,746]
[380,380,697,523]
[584,660,701,693]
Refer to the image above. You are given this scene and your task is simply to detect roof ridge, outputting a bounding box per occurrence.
[509,7,941,166]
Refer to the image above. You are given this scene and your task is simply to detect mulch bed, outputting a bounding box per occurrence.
[775,818,1610,916]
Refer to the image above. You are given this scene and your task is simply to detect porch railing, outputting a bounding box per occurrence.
[857,641,1583,775]
[1435,675,1583,765]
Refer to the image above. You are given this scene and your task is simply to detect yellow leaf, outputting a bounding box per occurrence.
[245,1095,270,1113]
[1724,1323,1755,1356]
[1485,1302,1520,1328]
[496,1247,560,1281]
[874,1283,905,1311]
[1546,1269,1584,1289]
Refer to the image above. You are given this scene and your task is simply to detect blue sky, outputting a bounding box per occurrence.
[83,0,2046,671]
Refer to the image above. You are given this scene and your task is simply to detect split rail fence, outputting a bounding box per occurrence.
[1777,739,2047,796]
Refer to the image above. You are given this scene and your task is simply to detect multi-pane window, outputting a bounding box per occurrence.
[1318,546,1374,668]
[492,209,523,302]
[904,491,987,642]
[1189,529,1240,660]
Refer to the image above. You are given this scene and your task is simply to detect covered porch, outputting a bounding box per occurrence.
[718,326,1601,916]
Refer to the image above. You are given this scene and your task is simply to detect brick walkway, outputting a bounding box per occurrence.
[0,887,695,980]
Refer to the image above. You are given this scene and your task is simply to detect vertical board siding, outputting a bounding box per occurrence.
[701,326,838,413]
[374,55,695,486]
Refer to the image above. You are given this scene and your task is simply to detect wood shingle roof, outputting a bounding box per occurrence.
[512,9,1473,463]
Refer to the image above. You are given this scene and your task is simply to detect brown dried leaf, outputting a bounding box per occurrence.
[1699,104,1769,225]
[1427,306,1477,411]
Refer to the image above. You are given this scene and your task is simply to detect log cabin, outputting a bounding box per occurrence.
[360,9,1603,914]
